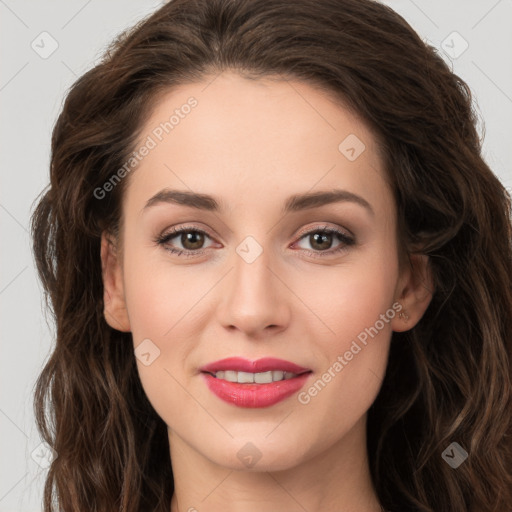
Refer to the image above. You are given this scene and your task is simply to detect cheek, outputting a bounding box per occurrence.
[121,251,205,422]
[121,246,200,364]
[321,274,395,379]
[307,242,399,342]
[122,247,204,339]
[294,245,399,417]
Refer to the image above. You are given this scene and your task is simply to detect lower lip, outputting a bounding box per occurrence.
[201,372,312,408]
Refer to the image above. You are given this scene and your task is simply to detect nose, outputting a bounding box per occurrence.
[216,240,291,338]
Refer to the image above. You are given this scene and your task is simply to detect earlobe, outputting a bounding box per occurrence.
[100,231,131,332]
[391,253,434,333]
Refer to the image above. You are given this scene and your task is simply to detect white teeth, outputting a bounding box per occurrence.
[224,370,237,382]
[238,371,255,383]
[254,371,272,383]
[272,370,284,382]
[213,370,299,383]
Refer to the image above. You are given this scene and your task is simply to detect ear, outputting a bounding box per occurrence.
[100,231,131,332]
[391,253,434,332]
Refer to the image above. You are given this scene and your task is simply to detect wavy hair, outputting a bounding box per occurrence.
[31,0,512,510]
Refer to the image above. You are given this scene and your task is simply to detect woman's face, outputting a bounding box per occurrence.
[102,71,425,472]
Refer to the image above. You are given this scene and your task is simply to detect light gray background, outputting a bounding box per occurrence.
[1,1,511,510]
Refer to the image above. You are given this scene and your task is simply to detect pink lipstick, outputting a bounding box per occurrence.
[200,357,312,408]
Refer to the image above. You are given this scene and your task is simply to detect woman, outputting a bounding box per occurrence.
[31,0,512,510]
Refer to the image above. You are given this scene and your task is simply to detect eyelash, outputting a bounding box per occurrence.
[154,224,355,259]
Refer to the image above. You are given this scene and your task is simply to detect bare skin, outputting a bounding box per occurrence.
[101,71,432,512]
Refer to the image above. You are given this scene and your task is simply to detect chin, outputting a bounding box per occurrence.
[203,436,310,473]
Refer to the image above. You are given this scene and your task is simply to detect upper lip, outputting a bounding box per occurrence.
[200,357,311,374]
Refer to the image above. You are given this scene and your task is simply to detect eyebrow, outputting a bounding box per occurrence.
[142,188,374,216]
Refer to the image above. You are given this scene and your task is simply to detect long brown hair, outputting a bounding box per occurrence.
[31,0,512,510]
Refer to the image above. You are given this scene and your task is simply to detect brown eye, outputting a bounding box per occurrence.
[180,230,205,250]
[155,226,215,256]
[309,231,334,251]
[294,226,355,257]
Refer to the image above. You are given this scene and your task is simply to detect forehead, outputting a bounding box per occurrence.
[123,71,391,218]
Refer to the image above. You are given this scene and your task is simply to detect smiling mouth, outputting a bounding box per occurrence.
[203,370,311,384]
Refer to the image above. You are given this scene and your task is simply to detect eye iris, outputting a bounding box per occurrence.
[182,231,204,250]
[310,231,332,251]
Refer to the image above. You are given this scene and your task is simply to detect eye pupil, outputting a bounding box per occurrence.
[311,232,332,250]
[182,231,204,250]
